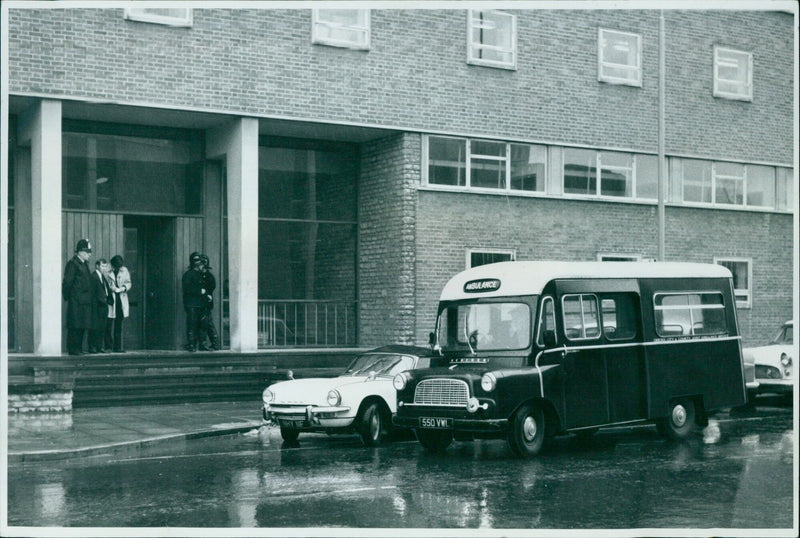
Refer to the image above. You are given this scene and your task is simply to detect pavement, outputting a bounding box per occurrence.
[6,401,265,463]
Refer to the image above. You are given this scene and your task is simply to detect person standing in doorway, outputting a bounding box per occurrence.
[89,258,114,353]
[62,239,93,355]
[198,254,220,351]
[182,252,206,352]
[108,255,132,352]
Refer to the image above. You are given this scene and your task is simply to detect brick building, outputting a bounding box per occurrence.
[3,5,795,354]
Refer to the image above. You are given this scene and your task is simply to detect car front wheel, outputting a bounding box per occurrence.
[358,402,385,447]
[508,403,546,457]
[280,425,299,442]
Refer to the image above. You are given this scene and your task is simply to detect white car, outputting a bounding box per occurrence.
[262,345,431,445]
[742,321,794,398]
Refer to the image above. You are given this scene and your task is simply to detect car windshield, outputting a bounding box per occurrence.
[344,353,414,376]
[437,302,530,352]
[773,324,793,345]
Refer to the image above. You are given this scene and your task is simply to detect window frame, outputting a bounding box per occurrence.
[714,257,752,309]
[562,293,602,342]
[653,292,728,338]
[424,135,547,195]
[597,28,643,87]
[467,10,517,70]
[311,9,371,50]
[562,149,652,201]
[597,254,643,262]
[713,46,753,102]
[466,249,516,269]
[124,7,193,27]
[536,296,557,347]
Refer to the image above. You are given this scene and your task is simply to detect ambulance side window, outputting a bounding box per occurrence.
[537,296,556,346]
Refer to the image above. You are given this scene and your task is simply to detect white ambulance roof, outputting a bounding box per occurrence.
[440,261,732,301]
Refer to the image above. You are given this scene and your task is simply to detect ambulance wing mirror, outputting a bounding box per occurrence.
[543,330,557,348]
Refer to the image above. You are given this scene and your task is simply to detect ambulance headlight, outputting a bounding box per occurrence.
[481,373,497,392]
[262,388,275,404]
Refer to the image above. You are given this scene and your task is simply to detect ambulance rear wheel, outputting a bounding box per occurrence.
[657,399,696,440]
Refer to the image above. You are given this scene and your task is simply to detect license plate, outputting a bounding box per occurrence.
[280,419,304,428]
[419,417,453,429]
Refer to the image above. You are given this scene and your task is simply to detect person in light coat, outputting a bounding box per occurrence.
[107,255,132,352]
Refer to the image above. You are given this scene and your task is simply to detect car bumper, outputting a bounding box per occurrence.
[393,413,509,433]
[753,379,793,395]
[264,404,354,429]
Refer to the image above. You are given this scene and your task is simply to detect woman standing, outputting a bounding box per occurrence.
[109,255,132,352]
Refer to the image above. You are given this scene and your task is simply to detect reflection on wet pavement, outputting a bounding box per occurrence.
[7,409,794,530]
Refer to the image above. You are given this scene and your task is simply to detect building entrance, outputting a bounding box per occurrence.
[124,216,178,350]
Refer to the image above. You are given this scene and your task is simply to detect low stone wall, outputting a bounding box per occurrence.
[8,383,73,413]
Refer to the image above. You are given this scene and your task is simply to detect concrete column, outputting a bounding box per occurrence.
[206,118,259,352]
[18,100,63,355]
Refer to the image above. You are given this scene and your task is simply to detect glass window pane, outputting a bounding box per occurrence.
[470,251,513,268]
[563,148,597,195]
[471,158,506,189]
[681,159,712,203]
[715,163,744,206]
[428,136,466,186]
[600,152,633,197]
[471,140,506,157]
[317,9,364,26]
[636,155,658,199]
[510,144,546,192]
[776,167,793,211]
[746,165,775,207]
[62,132,203,214]
[259,146,357,221]
[470,10,515,67]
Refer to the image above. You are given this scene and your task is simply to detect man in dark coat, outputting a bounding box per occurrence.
[182,252,206,352]
[62,238,93,355]
[89,258,114,353]
[198,254,220,351]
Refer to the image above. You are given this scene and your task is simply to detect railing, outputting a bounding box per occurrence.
[257,300,358,348]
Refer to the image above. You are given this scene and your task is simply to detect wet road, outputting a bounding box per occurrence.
[7,401,794,530]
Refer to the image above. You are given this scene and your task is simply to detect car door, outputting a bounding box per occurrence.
[560,293,610,429]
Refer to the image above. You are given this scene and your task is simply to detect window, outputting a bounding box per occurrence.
[713,47,753,101]
[124,8,192,27]
[537,296,556,346]
[468,10,516,69]
[598,28,642,87]
[714,257,752,308]
[746,165,775,208]
[425,136,545,194]
[654,293,727,337]
[312,9,370,49]
[600,151,633,197]
[672,157,788,210]
[468,249,515,269]
[510,144,547,192]
[563,149,654,200]
[470,140,507,189]
[776,168,794,212]
[563,148,597,196]
[562,294,601,340]
[600,295,638,340]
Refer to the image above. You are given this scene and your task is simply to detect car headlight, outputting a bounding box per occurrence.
[481,372,497,392]
[781,353,792,367]
[393,372,408,391]
[327,389,341,406]
[262,388,274,404]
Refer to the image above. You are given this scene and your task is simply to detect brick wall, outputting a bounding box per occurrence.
[358,133,420,346]
[7,8,792,163]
